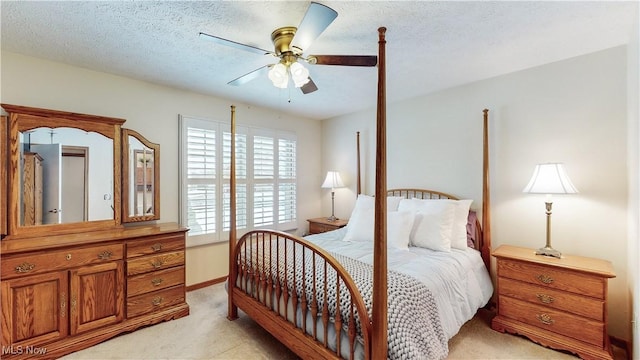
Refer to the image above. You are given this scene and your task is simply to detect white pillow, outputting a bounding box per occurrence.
[342,208,414,249]
[343,207,374,242]
[387,210,415,249]
[447,199,473,250]
[351,194,403,213]
[398,198,456,252]
[387,196,403,211]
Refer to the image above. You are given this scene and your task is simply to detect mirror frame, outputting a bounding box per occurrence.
[122,128,160,222]
[1,116,7,237]
[2,104,125,239]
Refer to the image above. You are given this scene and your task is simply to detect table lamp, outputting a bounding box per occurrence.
[321,171,344,222]
[523,163,578,258]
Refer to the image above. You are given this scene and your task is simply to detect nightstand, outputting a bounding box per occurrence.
[307,217,348,235]
[491,245,616,360]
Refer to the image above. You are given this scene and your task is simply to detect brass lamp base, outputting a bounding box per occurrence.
[535,246,562,258]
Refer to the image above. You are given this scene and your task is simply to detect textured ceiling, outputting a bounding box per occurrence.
[1,1,637,120]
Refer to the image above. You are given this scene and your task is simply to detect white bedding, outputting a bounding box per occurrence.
[305,227,494,340]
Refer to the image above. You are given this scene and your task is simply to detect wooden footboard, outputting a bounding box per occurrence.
[229,230,371,360]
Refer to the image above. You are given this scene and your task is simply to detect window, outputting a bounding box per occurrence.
[179,115,297,247]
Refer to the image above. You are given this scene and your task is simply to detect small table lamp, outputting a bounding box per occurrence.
[523,163,578,258]
[321,171,345,222]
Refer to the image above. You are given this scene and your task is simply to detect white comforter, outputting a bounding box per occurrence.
[305,227,494,340]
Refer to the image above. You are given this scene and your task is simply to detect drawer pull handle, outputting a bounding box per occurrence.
[66,253,72,260]
[536,294,555,304]
[15,262,35,273]
[152,297,163,306]
[98,250,113,260]
[536,274,554,284]
[151,278,163,286]
[151,259,164,269]
[151,243,163,252]
[536,313,554,325]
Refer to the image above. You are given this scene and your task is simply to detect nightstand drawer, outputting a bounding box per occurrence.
[307,217,348,235]
[498,259,606,299]
[309,222,337,234]
[498,277,604,321]
[499,296,605,347]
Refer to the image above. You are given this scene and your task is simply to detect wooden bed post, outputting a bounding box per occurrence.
[372,26,388,360]
[481,109,491,272]
[228,105,238,320]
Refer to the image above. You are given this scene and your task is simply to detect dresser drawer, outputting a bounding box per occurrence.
[127,285,185,318]
[126,251,185,276]
[1,243,123,279]
[127,266,185,297]
[497,259,606,299]
[126,234,185,258]
[499,296,605,347]
[498,277,604,321]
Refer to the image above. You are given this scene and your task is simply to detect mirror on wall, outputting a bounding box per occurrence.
[19,127,114,226]
[122,129,160,222]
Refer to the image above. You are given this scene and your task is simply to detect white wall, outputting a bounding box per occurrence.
[1,52,324,286]
[323,46,631,340]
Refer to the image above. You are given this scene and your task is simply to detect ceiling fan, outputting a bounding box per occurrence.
[199,2,377,94]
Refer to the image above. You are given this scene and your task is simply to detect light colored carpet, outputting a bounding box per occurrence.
[61,283,620,359]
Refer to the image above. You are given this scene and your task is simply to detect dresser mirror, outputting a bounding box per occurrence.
[122,128,160,222]
[19,127,114,225]
[2,104,124,238]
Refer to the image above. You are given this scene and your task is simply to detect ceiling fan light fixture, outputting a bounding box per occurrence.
[290,62,310,88]
[268,63,289,88]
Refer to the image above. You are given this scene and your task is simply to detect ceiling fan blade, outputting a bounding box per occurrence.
[308,55,377,67]
[199,32,274,56]
[228,65,271,86]
[290,2,338,52]
[300,78,318,94]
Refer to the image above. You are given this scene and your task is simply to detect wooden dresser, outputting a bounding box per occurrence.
[0,223,189,359]
[307,217,348,235]
[0,104,187,359]
[491,245,616,360]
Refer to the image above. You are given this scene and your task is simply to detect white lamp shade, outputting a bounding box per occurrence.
[268,63,289,88]
[523,163,578,194]
[290,62,310,87]
[321,171,344,189]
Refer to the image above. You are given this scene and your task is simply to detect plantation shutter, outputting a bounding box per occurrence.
[181,118,217,246]
[278,136,297,229]
[180,115,297,246]
[253,135,274,227]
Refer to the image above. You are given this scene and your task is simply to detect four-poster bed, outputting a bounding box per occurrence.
[226,27,493,359]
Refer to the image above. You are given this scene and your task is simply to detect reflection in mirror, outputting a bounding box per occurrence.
[129,137,154,217]
[123,129,159,222]
[19,127,114,226]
